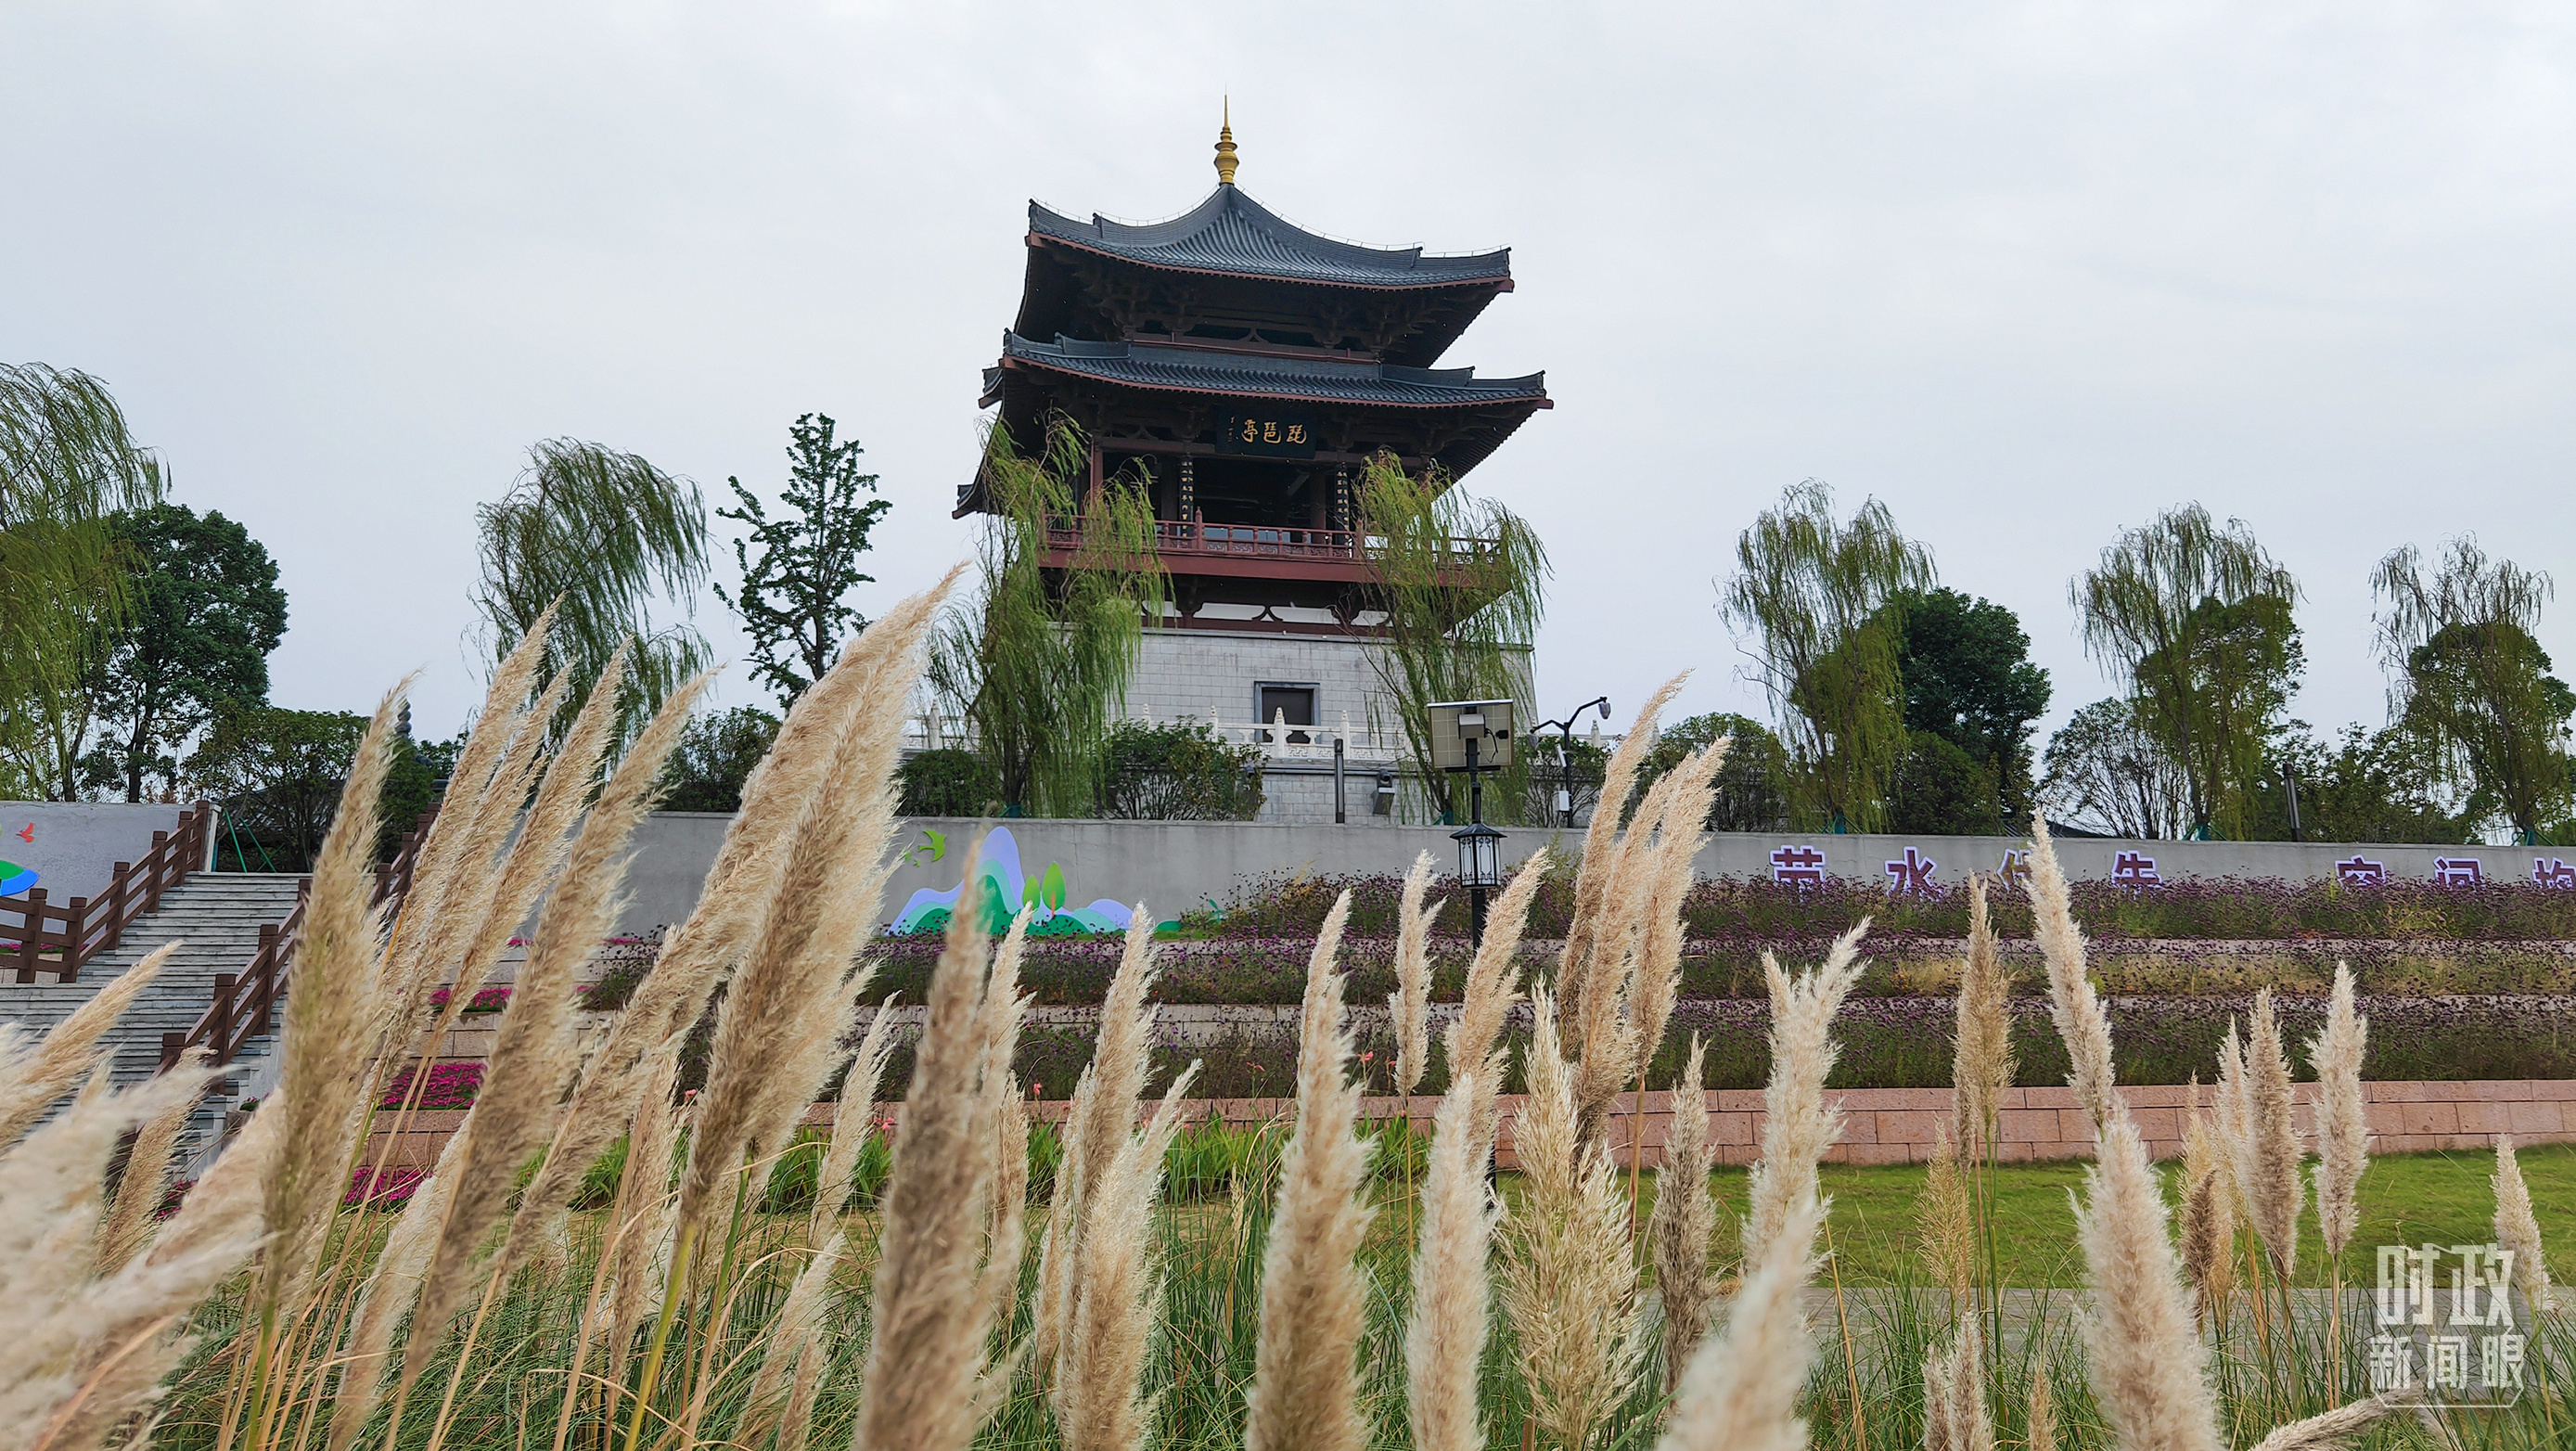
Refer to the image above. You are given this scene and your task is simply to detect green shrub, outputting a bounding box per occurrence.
[898,748,999,816]
[1093,719,1264,821]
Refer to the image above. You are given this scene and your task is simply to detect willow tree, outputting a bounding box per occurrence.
[926,418,1163,816]
[0,364,166,799]
[1356,455,1548,823]
[2374,536,2571,842]
[472,439,710,744]
[1721,479,1934,832]
[2072,504,2300,840]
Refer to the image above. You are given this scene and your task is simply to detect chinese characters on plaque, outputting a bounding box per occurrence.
[2368,1242,2530,1406]
[1217,411,1319,459]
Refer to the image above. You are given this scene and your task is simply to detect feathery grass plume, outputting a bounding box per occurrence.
[2024,1373,2057,1451]
[1389,850,1442,1098]
[397,656,706,1395]
[1632,741,1725,1058]
[604,1053,687,1393]
[1922,1322,1993,1451]
[2241,1398,2394,1451]
[848,840,1019,1451]
[0,1066,258,1446]
[1650,1035,1720,1399]
[0,940,174,1147]
[2178,1098,2234,1332]
[253,681,404,1329]
[2025,819,2116,1131]
[968,912,1032,1421]
[2214,1019,2250,1193]
[1741,923,1865,1272]
[813,1003,902,1246]
[93,1046,203,1277]
[2239,987,2302,1278]
[1654,1192,1825,1451]
[1037,902,1164,1380]
[2034,814,2223,1451]
[772,1243,842,1451]
[380,607,555,995]
[1919,1124,1976,1306]
[2493,1136,2551,1310]
[1242,890,1374,1451]
[2306,962,2368,1265]
[1559,672,1685,1036]
[682,579,943,1245]
[1448,846,1547,1140]
[1405,1067,1501,1451]
[1500,986,1647,1450]
[324,1141,457,1451]
[1952,873,2014,1159]
[1054,1064,1198,1451]
[740,1234,843,1447]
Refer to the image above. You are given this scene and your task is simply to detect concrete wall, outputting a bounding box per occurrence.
[1121,626,1398,744]
[612,813,2570,935]
[0,802,197,905]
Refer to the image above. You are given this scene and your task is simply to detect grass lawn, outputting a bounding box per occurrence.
[1647,1141,2576,1288]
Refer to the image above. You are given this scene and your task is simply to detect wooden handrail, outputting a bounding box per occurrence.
[160,804,440,1072]
[1,802,212,984]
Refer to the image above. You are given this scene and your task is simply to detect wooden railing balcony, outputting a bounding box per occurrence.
[1040,520,1504,575]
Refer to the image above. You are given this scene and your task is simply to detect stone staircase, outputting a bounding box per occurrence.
[0,872,307,1160]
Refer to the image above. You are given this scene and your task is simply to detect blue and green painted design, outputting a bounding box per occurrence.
[0,859,35,898]
[891,827,1170,937]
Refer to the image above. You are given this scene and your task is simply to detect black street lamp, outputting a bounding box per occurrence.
[1429,700,1517,942]
[1532,696,1612,828]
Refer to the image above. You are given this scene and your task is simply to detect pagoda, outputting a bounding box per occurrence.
[962,111,1548,813]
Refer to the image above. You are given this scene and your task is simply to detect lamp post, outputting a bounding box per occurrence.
[1429,700,1517,942]
[1532,696,1612,828]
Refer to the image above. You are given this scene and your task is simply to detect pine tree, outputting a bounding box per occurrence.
[718,413,892,707]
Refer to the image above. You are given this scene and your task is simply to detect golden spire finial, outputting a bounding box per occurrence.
[1213,97,1239,186]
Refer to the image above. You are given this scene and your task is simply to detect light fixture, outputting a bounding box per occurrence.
[1452,821,1505,891]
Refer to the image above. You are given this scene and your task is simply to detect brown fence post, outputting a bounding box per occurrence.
[253,924,278,1035]
[104,863,131,954]
[211,974,237,1066]
[160,1032,186,1073]
[14,889,45,984]
[62,896,86,982]
[144,833,170,914]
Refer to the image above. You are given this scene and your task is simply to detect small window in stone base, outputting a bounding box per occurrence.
[1256,684,1316,744]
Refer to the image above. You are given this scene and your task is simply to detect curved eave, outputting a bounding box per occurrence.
[985,347,1551,413]
[1025,231,1517,295]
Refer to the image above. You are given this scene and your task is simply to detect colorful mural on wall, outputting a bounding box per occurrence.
[0,857,35,897]
[890,826,1154,937]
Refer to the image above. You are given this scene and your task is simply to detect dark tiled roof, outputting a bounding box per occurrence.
[992,333,1546,408]
[1027,186,1510,289]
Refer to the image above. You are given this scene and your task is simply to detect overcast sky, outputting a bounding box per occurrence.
[6,4,2571,751]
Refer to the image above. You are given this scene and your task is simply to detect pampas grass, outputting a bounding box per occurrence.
[2240,988,2303,1280]
[1038,905,1164,1381]
[1922,1322,1993,1451]
[1649,1035,1719,1399]
[1388,851,1442,1098]
[1655,1192,1826,1451]
[1499,987,1645,1451]
[2306,964,2368,1265]
[1741,925,1865,1272]
[1952,874,2013,1161]
[1242,891,1372,1451]
[2494,1136,2551,1311]
[0,940,175,1147]
[1404,1068,1501,1451]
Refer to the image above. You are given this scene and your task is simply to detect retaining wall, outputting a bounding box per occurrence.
[356,1078,2576,1176]
[612,814,2576,937]
[0,802,197,905]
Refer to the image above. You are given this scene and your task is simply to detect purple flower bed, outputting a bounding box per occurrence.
[379,1062,484,1110]
[347,1166,427,1207]
[1214,869,2576,943]
[428,985,512,1014]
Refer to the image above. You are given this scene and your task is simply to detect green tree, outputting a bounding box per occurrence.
[1886,730,2004,836]
[2373,537,2573,843]
[898,749,1000,817]
[1355,454,1550,824]
[0,364,165,800]
[2071,505,2300,839]
[2249,723,2465,844]
[925,419,1164,815]
[77,504,288,802]
[186,700,364,872]
[655,706,781,813]
[1721,480,1935,832]
[379,723,464,861]
[1890,586,2050,818]
[1092,719,1265,820]
[717,414,892,707]
[472,438,710,745]
[1629,712,1790,833]
[2041,698,2194,840]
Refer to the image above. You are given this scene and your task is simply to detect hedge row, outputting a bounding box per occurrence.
[767,992,2576,1104]
[1208,869,2576,943]
[852,934,2576,1008]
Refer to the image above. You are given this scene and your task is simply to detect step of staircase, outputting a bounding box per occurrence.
[0,872,306,1163]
